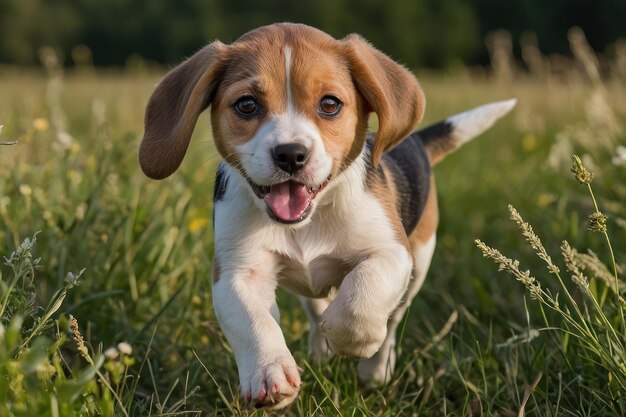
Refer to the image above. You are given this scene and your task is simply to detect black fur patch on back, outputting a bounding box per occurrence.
[212,163,228,230]
[418,119,453,145]
[418,119,454,158]
[365,133,431,235]
[213,162,228,202]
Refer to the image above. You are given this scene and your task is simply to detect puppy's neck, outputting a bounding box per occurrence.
[315,147,369,213]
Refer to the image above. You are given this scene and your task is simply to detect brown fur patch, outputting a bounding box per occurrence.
[367,162,410,250]
[139,41,229,179]
[210,33,289,168]
[409,177,439,246]
[341,34,426,167]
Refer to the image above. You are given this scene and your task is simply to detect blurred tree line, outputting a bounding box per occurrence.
[0,0,624,69]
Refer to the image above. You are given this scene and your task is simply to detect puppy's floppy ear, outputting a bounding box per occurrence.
[139,42,229,179]
[342,34,426,166]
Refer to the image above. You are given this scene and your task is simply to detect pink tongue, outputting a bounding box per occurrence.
[263,181,311,222]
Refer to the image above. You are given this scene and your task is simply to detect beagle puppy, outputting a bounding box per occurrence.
[139,23,515,410]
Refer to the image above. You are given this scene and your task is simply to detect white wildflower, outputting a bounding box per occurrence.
[612,146,626,166]
[104,347,119,360]
[117,341,133,355]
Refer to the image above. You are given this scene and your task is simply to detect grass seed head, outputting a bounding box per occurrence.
[70,315,93,365]
[571,155,594,184]
[475,239,543,300]
[587,212,608,233]
[561,241,591,296]
[508,205,560,274]
[576,250,622,292]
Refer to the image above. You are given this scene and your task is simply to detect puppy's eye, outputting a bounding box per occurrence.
[319,96,342,117]
[234,96,260,117]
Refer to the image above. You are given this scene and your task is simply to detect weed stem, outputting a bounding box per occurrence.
[586,183,624,332]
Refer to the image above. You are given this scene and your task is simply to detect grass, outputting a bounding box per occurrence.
[0,50,625,415]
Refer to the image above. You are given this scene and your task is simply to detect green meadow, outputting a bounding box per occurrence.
[1,43,625,415]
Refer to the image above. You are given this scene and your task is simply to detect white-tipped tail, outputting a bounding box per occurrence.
[419,98,516,164]
[447,99,517,146]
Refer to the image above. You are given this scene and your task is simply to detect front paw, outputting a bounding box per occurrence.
[240,355,302,410]
[320,305,387,359]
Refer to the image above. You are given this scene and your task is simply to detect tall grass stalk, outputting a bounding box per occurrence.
[571,155,625,329]
[476,155,626,401]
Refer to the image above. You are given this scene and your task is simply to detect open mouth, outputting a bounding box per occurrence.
[247,175,332,224]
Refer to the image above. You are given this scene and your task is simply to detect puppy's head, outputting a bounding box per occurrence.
[140,23,425,225]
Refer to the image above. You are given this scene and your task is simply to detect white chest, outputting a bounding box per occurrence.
[271,221,355,297]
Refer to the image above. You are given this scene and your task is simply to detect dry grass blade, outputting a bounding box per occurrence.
[192,350,236,415]
[422,310,458,355]
[420,364,448,406]
[518,373,542,417]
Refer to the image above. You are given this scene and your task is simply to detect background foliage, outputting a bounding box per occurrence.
[1,0,625,68]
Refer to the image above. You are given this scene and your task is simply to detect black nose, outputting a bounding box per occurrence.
[272,143,310,174]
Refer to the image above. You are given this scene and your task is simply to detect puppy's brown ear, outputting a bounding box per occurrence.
[342,34,426,166]
[139,42,229,179]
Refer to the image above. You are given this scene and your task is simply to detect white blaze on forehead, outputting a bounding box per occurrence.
[284,46,293,112]
[233,45,333,187]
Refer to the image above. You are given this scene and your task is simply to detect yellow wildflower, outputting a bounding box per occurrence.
[33,118,49,132]
[188,217,209,233]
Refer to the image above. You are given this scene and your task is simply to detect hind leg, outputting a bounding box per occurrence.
[358,234,436,386]
[299,296,334,361]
